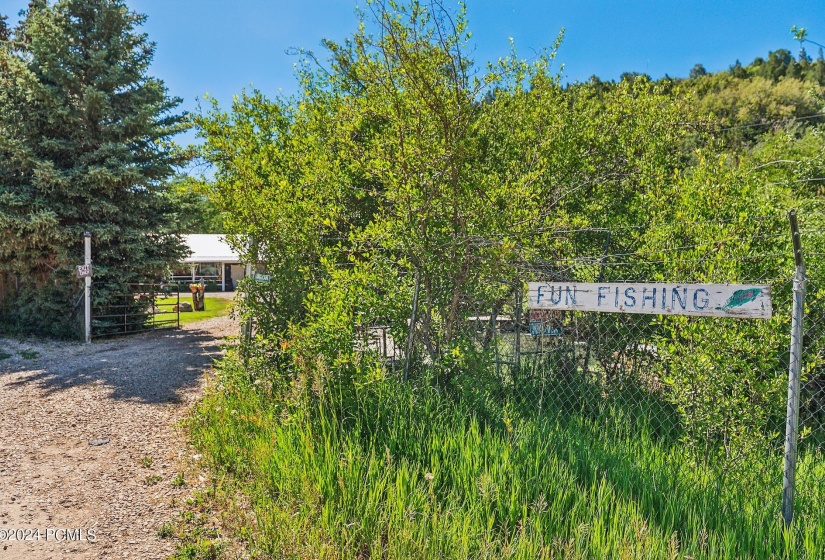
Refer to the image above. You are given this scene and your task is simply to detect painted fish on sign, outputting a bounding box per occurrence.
[527,283,772,319]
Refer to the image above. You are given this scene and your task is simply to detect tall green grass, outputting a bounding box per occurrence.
[188,357,824,559]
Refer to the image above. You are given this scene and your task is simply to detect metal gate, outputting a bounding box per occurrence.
[90,282,180,339]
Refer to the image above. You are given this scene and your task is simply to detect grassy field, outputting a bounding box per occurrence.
[155,295,233,326]
[182,358,824,559]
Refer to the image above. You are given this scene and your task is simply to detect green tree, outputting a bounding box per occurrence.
[0,0,190,336]
[689,63,708,78]
[196,89,339,336]
[688,71,821,148]
[198,0,694,382]
[164,176,225,234]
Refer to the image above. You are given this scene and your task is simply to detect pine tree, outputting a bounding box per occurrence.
[0,0,190,336]
[689,63,708,79]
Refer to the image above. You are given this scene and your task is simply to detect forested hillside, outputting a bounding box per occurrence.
[586,45,825,152]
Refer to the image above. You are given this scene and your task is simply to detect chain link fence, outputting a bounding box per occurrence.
[371,213,825,529]
[239,210,824,539]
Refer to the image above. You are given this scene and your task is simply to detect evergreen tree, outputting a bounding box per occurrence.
[0,0,190,336]
[729,59,747,78]
[689,63,708,78]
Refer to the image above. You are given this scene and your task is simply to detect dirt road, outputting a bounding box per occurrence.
[0,315,237,559]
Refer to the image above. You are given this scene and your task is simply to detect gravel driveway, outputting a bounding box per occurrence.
[0,315,238,559]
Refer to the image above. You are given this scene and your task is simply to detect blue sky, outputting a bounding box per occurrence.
[2,0,823,148]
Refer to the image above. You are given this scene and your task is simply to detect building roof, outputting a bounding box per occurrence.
[183,234,239,263]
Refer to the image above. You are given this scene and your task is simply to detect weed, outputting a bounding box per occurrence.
[20,349,39,359]
[158,522,174,539]
[172,541,223,560]
[0,350,11,360]
[185,358,825,559]
[171,502,225,560]
[144,475,162,486]
[140,456,153,468]
[172,472,186,487]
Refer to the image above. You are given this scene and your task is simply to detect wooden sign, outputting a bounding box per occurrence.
[76,264,92,279]
[527,282,771,319]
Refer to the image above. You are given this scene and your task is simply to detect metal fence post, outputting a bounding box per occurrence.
[493,306,501,379]
[242,235,255,347]
[783,210,806,527]
[514,284,522,376]
[404,271,420,381]
[84,231,92,343]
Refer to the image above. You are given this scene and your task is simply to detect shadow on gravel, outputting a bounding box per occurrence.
[0,326,227,404]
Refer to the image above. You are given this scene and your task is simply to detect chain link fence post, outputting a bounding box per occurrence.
[515,284,522,376]
[241,235,256,368]
[782,209,806,527]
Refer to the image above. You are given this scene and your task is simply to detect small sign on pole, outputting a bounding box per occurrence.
[253,273,271,283]
[76,264,92,279]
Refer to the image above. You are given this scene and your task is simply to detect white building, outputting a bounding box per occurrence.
[171,234,245,292]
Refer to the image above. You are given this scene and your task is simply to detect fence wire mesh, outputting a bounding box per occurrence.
[241,211,825,536]
[366,215,825,528]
